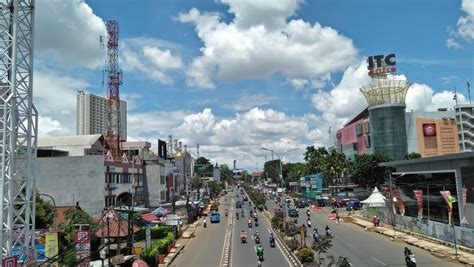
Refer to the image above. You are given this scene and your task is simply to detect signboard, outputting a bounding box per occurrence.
[289,182,298,186]
[2,256,18,267]
[75,231,91,266]
[423,123,436,137]
[367,54,396,77]
[45,233,59,262]
[166,214,179,226]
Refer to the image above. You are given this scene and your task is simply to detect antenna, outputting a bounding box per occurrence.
[454,87,459,106]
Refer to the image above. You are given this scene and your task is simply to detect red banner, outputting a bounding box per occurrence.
[413,190,423,218]
[394,189,405,215]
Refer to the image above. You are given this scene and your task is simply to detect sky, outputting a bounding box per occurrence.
[35,0,474,171]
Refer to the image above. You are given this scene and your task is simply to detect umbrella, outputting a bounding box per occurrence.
[132,259,149,267]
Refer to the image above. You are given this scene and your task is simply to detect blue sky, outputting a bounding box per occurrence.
[34,0,474,170]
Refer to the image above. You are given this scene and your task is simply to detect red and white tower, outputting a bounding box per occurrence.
[104,20,122,160]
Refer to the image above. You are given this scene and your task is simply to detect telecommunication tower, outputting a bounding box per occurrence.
[102,20,122,160]
[0,0,37,261]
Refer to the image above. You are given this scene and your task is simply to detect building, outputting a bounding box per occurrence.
[300,173,324,200]
[337,107,460,160]
[35,135,159,215]
[380,152,474,248]
[213,163,221,181]
[336,108,370,160]
[76,91,127,140]
[360,78,411,160]
[405,110,460,157]
[122,141,152,160]
[455,104,474,151]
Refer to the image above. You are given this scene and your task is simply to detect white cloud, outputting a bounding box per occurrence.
[36,0,106,68]
[34,68,89,136]
[221,0,303,30]
[224,94,275,111]
[406,83,466,111]
[121,38,183,85]
[178,2,357,89]
[446,38,462,49]
[458,0,474,41]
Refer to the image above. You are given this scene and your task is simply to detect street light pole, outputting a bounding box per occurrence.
[261,148,299,189]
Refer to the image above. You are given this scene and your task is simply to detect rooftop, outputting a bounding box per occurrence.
[38,134,103,147]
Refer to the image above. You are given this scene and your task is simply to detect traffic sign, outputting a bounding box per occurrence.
[2,256,18,267]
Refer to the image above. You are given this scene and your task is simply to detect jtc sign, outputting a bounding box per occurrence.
[367,54,396,77]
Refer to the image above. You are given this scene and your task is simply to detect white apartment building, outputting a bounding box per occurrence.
[76,91,127,140]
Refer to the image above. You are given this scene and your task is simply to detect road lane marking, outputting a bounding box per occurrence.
[263,214,297,266]
[371,257,386,265]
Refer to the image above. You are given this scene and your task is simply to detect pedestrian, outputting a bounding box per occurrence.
[372,216,377,227]
[335,213,340,224]
[376,216,380,227]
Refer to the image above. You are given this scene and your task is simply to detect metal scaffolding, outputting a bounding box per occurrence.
[0,0,37,261]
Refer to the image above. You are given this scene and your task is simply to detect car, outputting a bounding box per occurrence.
[210,212,220,223]
[243,196,248,202]
[288,208,299,218]
[346,200,362,211]
[236,201,242,209]
[296,200,308,208]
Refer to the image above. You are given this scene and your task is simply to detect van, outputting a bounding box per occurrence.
[236,201,242,209]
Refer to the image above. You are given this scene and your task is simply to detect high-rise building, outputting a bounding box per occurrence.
[455,104,474,151]
[76,91,127,140]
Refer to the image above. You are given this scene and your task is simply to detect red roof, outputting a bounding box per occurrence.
[52,206,80,231]
[141,213,158,222]
[96,219,140,238]
[251,171,264,177]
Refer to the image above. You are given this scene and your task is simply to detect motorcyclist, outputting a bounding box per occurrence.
[240,230,247,243]
[404,247,417,267]
[236,212,239,220]
[269,233,275,247]
[241,209,245,217]
[225,209,228,217]
[307,219,312,228]
[306,208,311,217]
[248,217,253,228]
[254,231,260,243]
[325,225,331,237]
[312,228,320,241]
[203,217,207,228]
[256,244,264,259]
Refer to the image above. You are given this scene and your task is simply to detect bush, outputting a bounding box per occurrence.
[135,225,173,241]
[142,231,175,265]
[285,238,300,251]
[297,247,314,263]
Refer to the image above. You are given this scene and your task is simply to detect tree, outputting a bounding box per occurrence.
[196,157,211,165]
[191,175,203,190]
[403,152,421,160]
[264,159,281,183]
[312,236,333,266]
[35,195,55,229]
[219,164,232,182]
[304,146,350,186]
[351,153,391,189]
[282,162,308,188]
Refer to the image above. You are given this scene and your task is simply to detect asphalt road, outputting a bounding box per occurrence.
[171,190,293,267]
[231,195,293,267]
[266,198,461,267]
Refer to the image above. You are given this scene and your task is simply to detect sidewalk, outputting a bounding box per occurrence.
[159,219,202,266]
[349,215,474,265]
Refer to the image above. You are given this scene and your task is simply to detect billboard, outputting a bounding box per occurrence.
[45,233,59,265]
[158,139,167,159]
[75,231,91,267]
[423,123,437,137]
[367,54,396,77]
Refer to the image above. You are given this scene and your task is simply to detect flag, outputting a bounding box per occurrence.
[413,190,423,218]
[463,187,467,210]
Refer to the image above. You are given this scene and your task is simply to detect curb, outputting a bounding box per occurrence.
[263,210,303,267]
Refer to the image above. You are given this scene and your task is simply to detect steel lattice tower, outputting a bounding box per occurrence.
[104,20,122,160]
[0,0,37,260]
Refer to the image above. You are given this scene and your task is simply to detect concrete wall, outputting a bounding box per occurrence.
[35,155,105,215]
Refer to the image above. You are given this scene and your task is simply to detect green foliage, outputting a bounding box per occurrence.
[296,247,315,263]
[243,185,267,211]
[351,153,391,188]
[135,225,173,241]
[403,152,421,160]
[142,231,175,265]
[208,181,224,197]
[57,208,97,265]
[304,146,350,186]
[191,175,203,190]
[263,159,281,182]
[285,222,299,237]
[35,195,55,229]
[196,157,211,165]
[219,164,232,182]
[282,162,308,188]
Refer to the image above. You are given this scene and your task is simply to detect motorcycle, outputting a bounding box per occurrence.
[255,221,259,227]
[225,211,228,217]
[269,238,275,247]
[203,220,207,228]
[255,236,260,244]
[257,251,264,262]
[248,222,252,228]
[236,213,239,220]
[240,233,247,243]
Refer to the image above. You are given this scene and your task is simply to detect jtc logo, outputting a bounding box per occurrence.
[367,54,396,76]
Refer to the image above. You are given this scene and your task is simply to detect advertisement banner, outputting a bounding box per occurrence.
[2,256,17,267]
[440,190,453,225]
[75,231,91,266]
[423,123,437,137]
[413,190,423,218]
[394,189,405,215]
[463,187,467,210]
[45,233,59,262]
